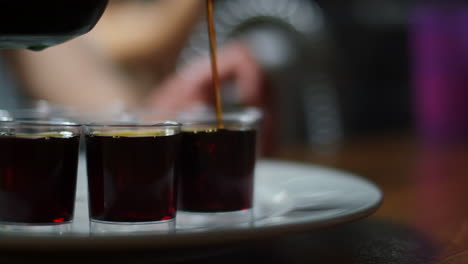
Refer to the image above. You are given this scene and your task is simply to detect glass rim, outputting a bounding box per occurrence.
[84,120,181,128]
[177,107,263,124]
[0,109,12,122]
[180,120,257,127]
[0,117,13,122]
[0,120,81,127]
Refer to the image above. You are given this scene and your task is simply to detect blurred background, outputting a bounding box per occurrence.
[0,0,421,154]
[5,1,468,262]
[5,2,468,262]
[179,0,412,151]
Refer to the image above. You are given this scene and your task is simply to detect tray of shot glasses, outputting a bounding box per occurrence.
[0,110,382,254]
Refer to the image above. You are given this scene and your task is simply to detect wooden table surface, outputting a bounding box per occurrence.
[260,132,468,264]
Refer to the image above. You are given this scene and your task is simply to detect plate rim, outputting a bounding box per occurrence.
[0,159,383,251]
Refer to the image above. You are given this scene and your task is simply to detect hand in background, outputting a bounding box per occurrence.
[146,40,265,113]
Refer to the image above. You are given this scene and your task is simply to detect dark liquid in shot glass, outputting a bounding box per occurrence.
[0,135,80,224]
[177,129,256,212]
[86,134,180,222]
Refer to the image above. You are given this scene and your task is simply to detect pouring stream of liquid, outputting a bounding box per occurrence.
[206,0,224,129]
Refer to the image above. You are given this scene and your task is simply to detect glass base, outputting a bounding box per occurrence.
[176,209,253,230]
[89,219,175,235]
[0,222,72,235]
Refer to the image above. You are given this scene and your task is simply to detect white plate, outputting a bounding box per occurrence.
[0,159,382,250]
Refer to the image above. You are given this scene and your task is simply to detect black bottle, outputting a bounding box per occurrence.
[0,0,108,50]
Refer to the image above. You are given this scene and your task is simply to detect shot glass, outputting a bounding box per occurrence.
[176,108,261,229]
[0,121,81,234]
[84,122,181,234]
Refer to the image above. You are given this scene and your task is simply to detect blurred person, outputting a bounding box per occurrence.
[2,0,265,115]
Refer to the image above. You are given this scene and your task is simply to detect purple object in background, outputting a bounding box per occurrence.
[412,3,468,144]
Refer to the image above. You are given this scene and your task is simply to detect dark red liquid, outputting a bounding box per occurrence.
[86,135,180,222]
[177,129,256,212]
[0,136,80,224]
